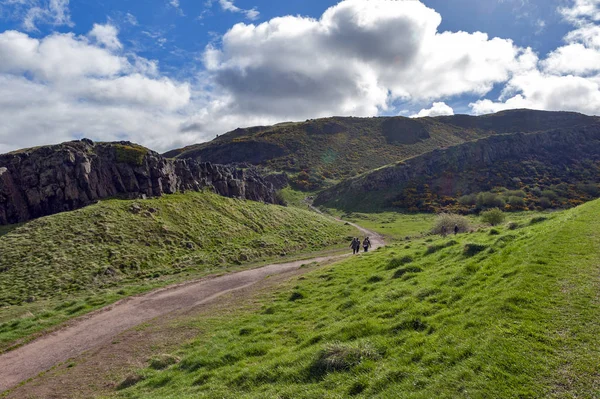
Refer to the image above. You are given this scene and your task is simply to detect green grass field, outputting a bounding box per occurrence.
[323,208,554,242]
[0,191,355,351]
[107,200,600,398]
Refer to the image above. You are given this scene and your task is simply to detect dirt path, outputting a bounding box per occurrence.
[0,217,383,394]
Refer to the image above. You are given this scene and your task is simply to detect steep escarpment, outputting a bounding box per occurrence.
[0,140,280,225]
[165,110,598,188]
[315,126,600,212]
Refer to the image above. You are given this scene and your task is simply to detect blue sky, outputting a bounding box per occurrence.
[0,0,599,152]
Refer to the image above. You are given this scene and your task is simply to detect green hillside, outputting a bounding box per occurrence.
[165,110,597,188]
[109,201,600,398]
[0,192,355,348]
[315,126,600,213]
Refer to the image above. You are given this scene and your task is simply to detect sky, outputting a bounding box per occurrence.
[0,0,599,153]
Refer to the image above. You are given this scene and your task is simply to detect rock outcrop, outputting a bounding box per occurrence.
[0,140,282,225]
[315,126,600,211]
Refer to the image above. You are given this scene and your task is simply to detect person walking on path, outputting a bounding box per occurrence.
[441,225,447,237]
[362,237,372,253]
[350,238,360,254]
[454,224,459,235]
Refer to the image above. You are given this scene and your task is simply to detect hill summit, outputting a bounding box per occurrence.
[165,109,598,188]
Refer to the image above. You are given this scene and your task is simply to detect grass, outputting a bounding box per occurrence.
[0,191,355,351]
[105,199,600,398]
[325,210,436,241]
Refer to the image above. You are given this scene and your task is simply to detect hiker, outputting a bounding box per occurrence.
[363,237,371,253]
[454,224,459,235]
[350,238,360,254]
[441,225,447,237]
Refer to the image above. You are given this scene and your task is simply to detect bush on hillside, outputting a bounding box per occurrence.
[432,213,471,235]
[539,197,552,209]
[458,194,477,206]
[481,208,506,226]
[476,192,506,209]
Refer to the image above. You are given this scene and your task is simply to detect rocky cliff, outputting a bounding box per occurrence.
[0,139,281,225]
[315,126,600,212]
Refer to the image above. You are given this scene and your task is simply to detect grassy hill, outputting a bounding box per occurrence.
[315,125,600,213]
[0,191,355,349]
[107,200,600,398]
[165,110,598,188]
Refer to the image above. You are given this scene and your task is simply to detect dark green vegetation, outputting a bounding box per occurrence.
[113,143,149,166]
[108,200,600,398]
[165,110,596,190]
[0,191,354,349]
[316,125,600,212]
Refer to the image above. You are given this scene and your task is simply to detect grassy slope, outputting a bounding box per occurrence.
[167,110,597,183]
[0,191,355,350]
[323,209,553,243]
[110,200,600,398]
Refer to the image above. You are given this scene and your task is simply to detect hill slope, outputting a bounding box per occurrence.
[165,110,598,186]
[0,192,353,307]
[315,125,600,212]
[108,200,600,398]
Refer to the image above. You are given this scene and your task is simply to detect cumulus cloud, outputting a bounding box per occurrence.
[198,0,528,126]
[470,0,600,115]
[410,102,454,118]
[0,28,191,153]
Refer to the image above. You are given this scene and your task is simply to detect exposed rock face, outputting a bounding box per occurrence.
[315,126,600,211]
[0,140,282,225]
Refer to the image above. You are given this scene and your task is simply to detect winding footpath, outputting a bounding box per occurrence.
[0,212,384,393]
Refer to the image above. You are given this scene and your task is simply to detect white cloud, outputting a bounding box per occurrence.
[218,0,259,20]
[559,0,600,23]
[410,102,454,118]
[89,23,122,51]
[125,12,138,26]
[0,0,73,31]
[198,0,528,125]
[0,28,191,153]
[168,0,185,16]
[543,43,600,75]
[470,0,600,116]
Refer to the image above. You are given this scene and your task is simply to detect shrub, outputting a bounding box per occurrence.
[508,196,526,208]
[542,190,558,200]
[578,183,600,197]
[539,197,552,209]
[476,192,505,209]
[458,194,477,206]
[481,208,505,226]
[432,214,470,235]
